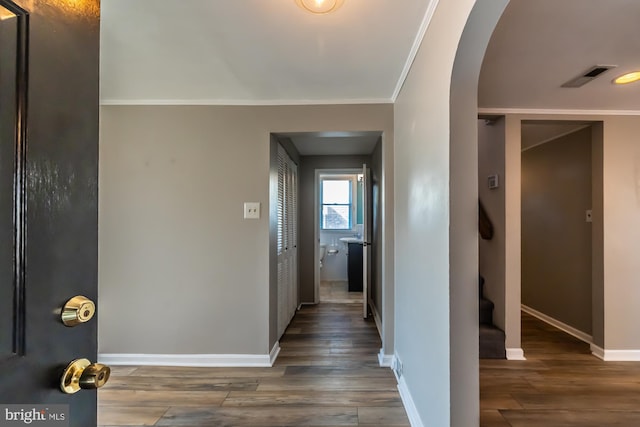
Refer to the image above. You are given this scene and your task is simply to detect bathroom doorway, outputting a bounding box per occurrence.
[316,169,366,305]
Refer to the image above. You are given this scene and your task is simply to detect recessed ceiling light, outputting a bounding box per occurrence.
[295,0,344,14]
[613,71,640,85]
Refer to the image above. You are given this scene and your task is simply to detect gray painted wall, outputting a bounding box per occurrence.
[394,0,506,424]
[99,104,393,356]
[478,118,507,331]
[522,126,593,334]
[298,155,372,303]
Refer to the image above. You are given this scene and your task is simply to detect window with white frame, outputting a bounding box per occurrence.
[321,178,352,230]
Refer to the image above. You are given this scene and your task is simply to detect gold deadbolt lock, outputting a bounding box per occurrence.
[60,358,111,394]
[61,296,95,326]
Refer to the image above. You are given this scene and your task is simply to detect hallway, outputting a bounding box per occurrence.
[98,303,409,426]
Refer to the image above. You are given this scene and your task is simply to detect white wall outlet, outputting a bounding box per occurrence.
[586,209,592,223]
[244,202,260,219]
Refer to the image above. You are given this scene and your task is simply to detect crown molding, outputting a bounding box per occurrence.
[478,107,640,116]
[100,98,393,107]
[391,0,441,102]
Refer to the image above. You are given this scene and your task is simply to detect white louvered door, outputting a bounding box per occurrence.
[277,145,298,338]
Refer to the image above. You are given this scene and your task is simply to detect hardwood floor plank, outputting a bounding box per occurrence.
[480,393,523,410]
[283,366,395,378]
[480,410,511,427]
[222,390,403,407]
[99,390,229,407]
[501,409,640,426]
[105,375,259,392]
[357,407,410,425]
[256,376,398,392]
[512,392,640,410]
[129,366,287,378]
[97,406,168,426]
[155,406,359,426]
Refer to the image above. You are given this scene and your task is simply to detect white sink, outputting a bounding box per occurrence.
[339,237,363,244]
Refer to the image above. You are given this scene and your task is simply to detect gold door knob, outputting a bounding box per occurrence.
[61,296,95,326]
[60,358,111,394]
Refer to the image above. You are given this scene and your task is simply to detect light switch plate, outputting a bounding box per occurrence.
[488,174,499,189]
[244,202,260,219]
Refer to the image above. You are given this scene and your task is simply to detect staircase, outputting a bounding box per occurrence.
[479,276,506,359]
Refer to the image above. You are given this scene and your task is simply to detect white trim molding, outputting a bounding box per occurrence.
[506,348,526,361]
[590,344,605,360]
[100,98,393,107]
[378,349,393,368]
[590,344,640,361]
[478,107,640,116]
[522,304,593,344]
[372,307,382,338]
[98,353,275,367]
[270,342,281,366]
[397,375,424,427]
[391,0,440,101]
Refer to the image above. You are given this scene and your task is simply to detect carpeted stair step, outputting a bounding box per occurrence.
[479,297,494,325]
[479,324,506,359]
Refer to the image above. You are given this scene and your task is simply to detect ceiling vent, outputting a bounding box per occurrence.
[561,65,617,88]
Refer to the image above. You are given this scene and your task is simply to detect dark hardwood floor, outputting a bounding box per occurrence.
[481,312,640,426]
[98,303,409,426]
[102,304,636,426]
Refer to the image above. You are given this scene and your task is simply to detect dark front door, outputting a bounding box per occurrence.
[0,1,100,426]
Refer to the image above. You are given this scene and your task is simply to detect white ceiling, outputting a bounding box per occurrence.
[100,0,432,104]
[100,0,640,154]
[101,0,640,110]
[480,0,640,111]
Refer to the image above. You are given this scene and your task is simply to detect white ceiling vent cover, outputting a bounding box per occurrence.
[561,65,617,88]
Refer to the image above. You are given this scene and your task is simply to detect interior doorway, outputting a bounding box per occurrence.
[521,121,597,344]
[315,170,365,305]
[272,131,383,326]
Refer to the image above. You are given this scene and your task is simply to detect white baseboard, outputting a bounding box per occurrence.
[98,352,274,367]
[397,375,424,427]
[269,342,281,366]
[372,307,382,338]
[590,344,640,361]
[522,304,593,344]
[590,344,605,360]
[391,355,400,381]
[506,348,526,360]
[378,349,393,367]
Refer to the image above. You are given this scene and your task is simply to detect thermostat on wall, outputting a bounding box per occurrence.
[488,174,499,189]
